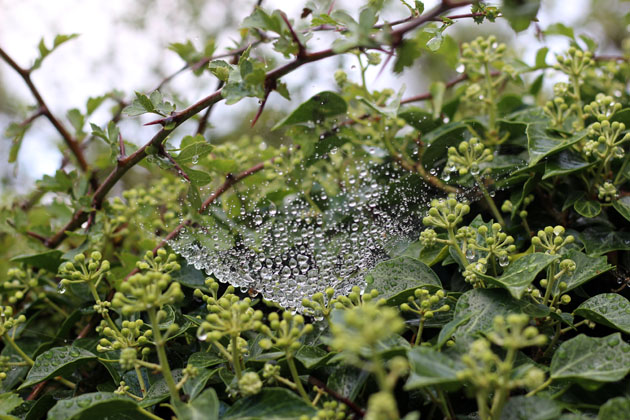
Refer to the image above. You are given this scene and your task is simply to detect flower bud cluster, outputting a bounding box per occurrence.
[584,93,622,122]
[400,289,450,322]
[460,36,507,75]
[0,356,10,385]
[364,391,399,420]
[112,251,183,316]
[301,287,336,319]
[301,400,347,420]
[136,249,181,274]
[468,223,516,267]
[446,137,494,176]
[331,285,382,309]
[3,266,45,304]
[0,306,27,336]
[330,302,404,355]
[195,278,263,343]
[583,120,630,161]
[96,319,152,366]
[598,182,619,202]
[258,311,314,356]
[457,315,547,396]
[238,371,262,396]
[422,196,470,231]
[58,251,111,291]
[543,94,577,128]
[554,48,594,79]
[531,226,574,255]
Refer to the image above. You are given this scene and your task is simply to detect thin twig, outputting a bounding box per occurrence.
[308,376,365,417]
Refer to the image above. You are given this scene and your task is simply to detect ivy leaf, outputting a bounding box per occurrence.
[273,91,347,130]
[612,196,630,222]
[499,396,562,420]
[574,226,630,255]
[31,33,80,71]
[222,388,317,419]
[47,393,144,420]
[574,197,601,218]
[20,346,96,389]
[598,397,630,420]
[398,107,441,133]
[542,150,594,180]
[405,346,464,389]
[295,345,335,369]
[550,250,612,296]
[527,122,587,166]
[0,392,22,416]
[550,333,630,388]
[574,294,630,334]
[172,388,219,420]
[10,250,63,272]
[364,256,442,305]
[502,0,540,32]
[475,253,558,299]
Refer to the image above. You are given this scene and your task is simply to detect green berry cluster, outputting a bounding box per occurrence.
[58,251,110,291]
[112,251,183,316]
[301,287,335,320]
[302,401,347,420]
[3,267,46,304]
[401,289,450,345]
[598,181,618,202]
[422,196,470,231]
[468,223,516,267]
[331,286,382,309]
[238,371,262,396]
[531,226,574,255]
[446,137,493,177]
[259,311,313,355]
[0,306,26,337]
[96,319,152,367]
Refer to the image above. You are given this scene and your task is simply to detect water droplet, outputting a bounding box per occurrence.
[466,248,476,260]
[58,282,66,294]
[470,164,480,176]
[456,64,465,73]
[499,255,509,267]
[196,328,208,342]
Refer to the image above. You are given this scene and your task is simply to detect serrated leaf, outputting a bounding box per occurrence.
[574,197,601,218]
[20,346,96,389]
[5,122,30,163]
[364,256,441,305]
[405,346,464,389]
[222,388,317,419]
[550,333,630,387]
[175,142,214,164]
[47,393,144,420]
[475,253,558,299]
[31,33,79,71]
[575,294,630,334]
[273,91,347,130]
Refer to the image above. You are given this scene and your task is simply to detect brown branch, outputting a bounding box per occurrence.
[158,144,190,182]
[308,376,365,417]
[0,47,90,173]
[280,12,306,59]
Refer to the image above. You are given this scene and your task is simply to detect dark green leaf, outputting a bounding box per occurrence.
[502,0,540,32]
[405,346,464,389]
[47,393,145,420]
[550,250,612,296]
[550,333,630,387]
[187,352,224,369]
[0,392,22,415]
[20,346,96,389]
[542,150,594,180]
[574,198,601,218]
[273,91,347,129]
[527,123,587,166]
[295,345,334,369]
[10,250,63,272]
[172,388,219,420]
[612,196,630,222]
[598,397,630,420]
[575,294,630,334]
[364,256,442,305]
[475,253,558,299]
[222,388,317,419]
[576,227,630,255]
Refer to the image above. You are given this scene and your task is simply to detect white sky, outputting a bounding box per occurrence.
[0,0,594,192]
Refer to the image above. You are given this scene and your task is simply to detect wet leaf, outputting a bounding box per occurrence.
[574,198,601,218]
[405,346,464,389]
[527,122,587,166]
[499,396,562,420]
[172,388,219,420]
[550,250,612,296]
[47,393,145,420]
[222,388,317,419]
[475,253,558,299]
[273,91,347,129]
[550,333,630,387]
[542,150,594,179]
[574,294,630,334]
[20,346,96,389]
[598,397,630,420]
[10,250,63,272]
[612,196,630,222]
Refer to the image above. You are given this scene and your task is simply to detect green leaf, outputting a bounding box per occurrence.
[550,333,630,387]
[222,388,317,419]
[575,226,630,255]
[535,47,549,68]
[542,150,594,180]
[574,294,630,334]
[140,370,184,407]
[398,107,441,133]
[172,388,219,420]
[475,253,558,299]
[10,250,64,272]
[5,122,30,163]
[272,91,347,130]
[598,397,630,420]
[574,197,601,218]
[421,120,484,167]
[0,392,22,416]
[544,22,575,40]
[405,346,464,389]
[295,345,334,369]
[187,352,224,369]
[393,39,422,73]
[499,396,562,420]
[175,142,214,164]
[430,82,446,120]
[502,0,540,32]
[20,346,96,389]
[550,250,612,296]
[31,33,79,71]
[527,122,587,166]
[47,393,145,420]
[612,196,630,222]
[364,256,442,305]
[208,60,233,82]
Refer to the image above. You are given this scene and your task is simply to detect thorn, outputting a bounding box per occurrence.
[377,48,395,80]
[251,89,272,128]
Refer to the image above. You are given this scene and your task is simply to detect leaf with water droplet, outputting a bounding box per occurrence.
[222,388,317,419]
[475,253,558,299]
[575,294,630,334]
[47,392,141,420]
[598,397,630,420]
[527,122,587,167]
[20,346,96,389]
[172,387,220,420]
[499,396,562,420]
[550,250,612,296]
[272,91,347,130]
[364,256,441,305]
[551,333,630,388]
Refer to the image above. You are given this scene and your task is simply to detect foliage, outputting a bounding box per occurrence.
[1,0,630,419]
